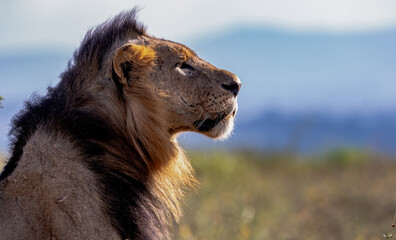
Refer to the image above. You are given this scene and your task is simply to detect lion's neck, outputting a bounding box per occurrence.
[62,84,197,239]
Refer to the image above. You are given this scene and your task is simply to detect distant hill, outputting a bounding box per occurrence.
[188,27,396,116]
[180,111,396,155]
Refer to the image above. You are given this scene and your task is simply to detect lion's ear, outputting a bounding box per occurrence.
[113,43,156,86]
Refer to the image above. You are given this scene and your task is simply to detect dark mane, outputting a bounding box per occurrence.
[1,8,195,240]
[2,8,147,181]
[69,8,147,73]
[1,91,60,181]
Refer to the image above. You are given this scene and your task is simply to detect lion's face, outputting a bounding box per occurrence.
[113,38,241,139]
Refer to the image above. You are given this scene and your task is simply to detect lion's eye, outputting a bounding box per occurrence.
[180,62,195,71]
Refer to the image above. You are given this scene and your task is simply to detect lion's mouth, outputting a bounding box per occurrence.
[194,109,236,132]
[194,115,225,131]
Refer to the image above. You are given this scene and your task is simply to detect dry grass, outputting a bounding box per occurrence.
[173,150,396,240]
[1,150,394,239]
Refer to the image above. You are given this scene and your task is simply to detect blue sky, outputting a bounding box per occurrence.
[1,0,396,53]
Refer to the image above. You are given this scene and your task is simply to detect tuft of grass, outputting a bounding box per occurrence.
[174,150,396,240]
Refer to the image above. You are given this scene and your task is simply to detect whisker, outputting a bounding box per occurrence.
[193,109,205,129]
[195,112,211,130]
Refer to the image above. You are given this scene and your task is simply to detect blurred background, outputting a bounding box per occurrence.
[0,1,396,239]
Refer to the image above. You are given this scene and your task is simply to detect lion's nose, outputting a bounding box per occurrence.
[221,77,241,97]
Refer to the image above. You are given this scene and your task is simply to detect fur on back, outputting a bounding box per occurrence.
[0,9,196,240]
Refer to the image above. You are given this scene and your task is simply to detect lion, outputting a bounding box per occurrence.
[0,9,240,240]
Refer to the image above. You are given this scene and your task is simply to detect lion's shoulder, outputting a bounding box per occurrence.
[0,128,119,239]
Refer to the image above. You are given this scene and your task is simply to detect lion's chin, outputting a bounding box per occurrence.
[200,115,235,140]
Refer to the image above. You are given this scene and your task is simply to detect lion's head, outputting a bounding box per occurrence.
[112,38,241,140]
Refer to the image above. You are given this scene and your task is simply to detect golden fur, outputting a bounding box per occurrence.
[0,8,240,240]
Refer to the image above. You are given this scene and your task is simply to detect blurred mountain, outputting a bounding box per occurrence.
[180,111,396,154]
[187,27,396,117]
[1,27,396,154]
